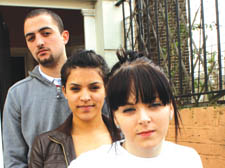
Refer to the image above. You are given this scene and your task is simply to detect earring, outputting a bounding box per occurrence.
[169,113,173,120]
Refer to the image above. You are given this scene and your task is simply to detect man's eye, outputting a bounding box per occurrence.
[27,36,34,42]
[123,108,136,113]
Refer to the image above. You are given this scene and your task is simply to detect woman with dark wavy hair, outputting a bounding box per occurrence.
[29,50,121,168]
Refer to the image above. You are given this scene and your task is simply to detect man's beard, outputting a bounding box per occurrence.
[38,55,55,67]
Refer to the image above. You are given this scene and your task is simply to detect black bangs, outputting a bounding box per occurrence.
[108,51,181,141]
[107,68,132,111]
[107,63,172,111]
[132,64,171,105]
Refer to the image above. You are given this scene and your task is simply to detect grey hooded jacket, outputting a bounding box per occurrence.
[3,66,71,168]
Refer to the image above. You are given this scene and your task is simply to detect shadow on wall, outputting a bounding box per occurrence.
[166,106,225,168]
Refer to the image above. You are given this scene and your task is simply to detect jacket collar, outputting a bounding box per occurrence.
[48,114,76,161]
[55,113,73,136]
[47,113,73,142]
[29,65,54,86]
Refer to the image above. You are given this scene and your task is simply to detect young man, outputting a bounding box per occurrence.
[3,9,71,168]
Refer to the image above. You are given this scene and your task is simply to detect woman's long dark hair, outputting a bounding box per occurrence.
[107,50,181,141]
[61,50,122,142]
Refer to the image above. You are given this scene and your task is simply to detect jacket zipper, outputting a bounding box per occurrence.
[48,136,69,167]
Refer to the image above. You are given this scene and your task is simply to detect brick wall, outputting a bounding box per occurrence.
[166,106,225,168]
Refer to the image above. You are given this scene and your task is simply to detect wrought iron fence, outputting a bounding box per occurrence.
[115,0,225,107]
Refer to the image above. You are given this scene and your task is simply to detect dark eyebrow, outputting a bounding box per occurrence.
[25,26,52,38]
[89,82,102,86]
[68,82,102,88]
[39,26,52,32]
[69,83,80,87]
[25,32,34,39]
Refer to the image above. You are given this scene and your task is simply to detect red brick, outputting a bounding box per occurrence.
[218,107,225,126]
[192,107,218,126]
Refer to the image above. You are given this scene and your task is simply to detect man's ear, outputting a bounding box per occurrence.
[62,30,69,45]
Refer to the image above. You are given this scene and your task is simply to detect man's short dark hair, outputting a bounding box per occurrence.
[24,8,64,33]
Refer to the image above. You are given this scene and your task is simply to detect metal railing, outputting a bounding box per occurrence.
[116,0,225,106]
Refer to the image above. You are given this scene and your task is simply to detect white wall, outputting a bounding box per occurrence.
[95,0,125,68]
[0,0,95,9]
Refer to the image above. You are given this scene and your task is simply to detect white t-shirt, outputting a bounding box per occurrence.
[39,66,61,86]
[69,140,203,168]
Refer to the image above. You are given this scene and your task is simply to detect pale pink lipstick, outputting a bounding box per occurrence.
[137,130,155,137]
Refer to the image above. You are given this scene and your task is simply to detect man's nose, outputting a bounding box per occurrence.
[36,35,44,48]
